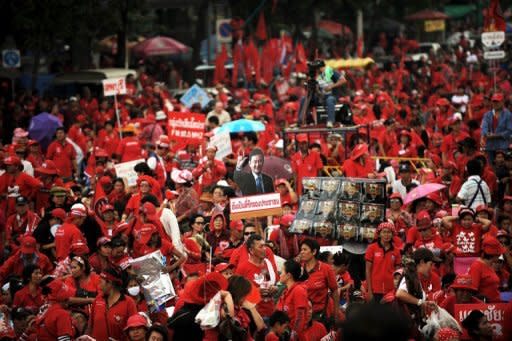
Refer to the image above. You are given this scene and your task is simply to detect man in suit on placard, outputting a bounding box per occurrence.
[234,148,274,195]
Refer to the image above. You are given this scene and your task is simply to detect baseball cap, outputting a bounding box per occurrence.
[15,196,28,206]
[20,235,37,254]
[50,208,67,221]
[482,236,507,256]
[50,186,68,197]
[491,93,504,102]
[416,210,432,230]
[124,314,149,331]
[97,237,112,247]
[450,274,477,292]
[70,203,87,217]
[229,220,244,232]
[399,163,411,173]
[139,202,157,220]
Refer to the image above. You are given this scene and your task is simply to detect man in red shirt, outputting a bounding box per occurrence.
[115,124,143,162]
[235,234,279,318]
[4,196,40,253]
[46,127,78,180]
[342,143,376,178]
[192,145,227,193]
[0,156,42,216]
[291,133,323,195]
[54,203,89,261]
[0,235,53,282]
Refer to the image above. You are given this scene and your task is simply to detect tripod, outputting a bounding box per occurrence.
[298,77,319,127]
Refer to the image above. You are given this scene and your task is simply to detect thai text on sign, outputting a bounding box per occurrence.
[102,77,127,96]
[168,112,205,143]
[230,193,282,219]
[454,303,507,337]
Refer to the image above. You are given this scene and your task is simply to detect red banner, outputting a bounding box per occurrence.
[167,112,205,144]
[454,303,508,338]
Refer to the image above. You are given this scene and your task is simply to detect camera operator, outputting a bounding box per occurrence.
[298,60,346,128]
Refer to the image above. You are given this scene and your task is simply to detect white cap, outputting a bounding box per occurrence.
[156,110,167,121]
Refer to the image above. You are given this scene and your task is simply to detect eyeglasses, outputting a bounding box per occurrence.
[195,221,205,225]
[244,231,256,236]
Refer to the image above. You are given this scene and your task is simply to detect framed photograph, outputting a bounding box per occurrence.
[316,200,337,218]
[340,223,358,241]
[297,199,318,219]
[338,201,360,224]
[360,203,385,225]
[290,218,313,234]
[360,226,377,242]
[320,179,341,199]
[313,220,336,239]
[362,182,386,204]
[340,180,362,201]
[302,178,321,198]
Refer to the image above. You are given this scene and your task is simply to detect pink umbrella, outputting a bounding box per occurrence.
[403,183,446,205]
[132,36,189,57]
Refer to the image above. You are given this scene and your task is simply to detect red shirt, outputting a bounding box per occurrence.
[276,283,309,334]
[35,303,74,340]
[365,242,401,294]
[469,259,501,303]
[452,223,483,257]
[440,295,483,317]
[235,259,279,317]
[265,331,280,341]
[116,136,142,162]
[0,172,42,216]
[291,150,323,195]
[413,234,444,251]
[0,250,53,282]
[342,158,375,178]
[64,272,101,295]
[90,294,137,341]
[303,261,337,313]
[54,222,88,261]
[301,321,328,341]
[46,140,77,178]
[13,285,44,311]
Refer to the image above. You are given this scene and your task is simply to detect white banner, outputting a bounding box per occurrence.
[230,193,281,214]
[320,245,344,254]
[210,131,232,159]
[102,77,127,96]
[114,158,145,186]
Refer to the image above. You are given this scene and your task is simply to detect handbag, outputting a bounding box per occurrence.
[217,304,248,341]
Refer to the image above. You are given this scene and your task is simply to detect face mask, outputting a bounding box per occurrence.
[127,286,140,296]
[50,224,61,237]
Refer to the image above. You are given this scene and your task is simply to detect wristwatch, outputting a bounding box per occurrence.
[417,299,423,307]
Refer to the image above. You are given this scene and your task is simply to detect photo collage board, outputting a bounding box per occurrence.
[291,177,387,243]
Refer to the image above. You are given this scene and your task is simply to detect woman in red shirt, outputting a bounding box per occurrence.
[299,238,339,322]
[12,264,43,313]
[65,256,101,306]
[389,130,417,158]
[442,208,491,257]
[276,260,309,337]
[342,143,376,178]
[469,236,507,303]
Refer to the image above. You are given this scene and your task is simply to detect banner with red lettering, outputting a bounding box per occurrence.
[454,303,507,338]
[167,112,205,144]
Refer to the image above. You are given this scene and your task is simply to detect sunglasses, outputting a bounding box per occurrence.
[244,231,256,236]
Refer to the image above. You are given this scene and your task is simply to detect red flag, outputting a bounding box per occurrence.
[262,43,274,84]
[232,43,243,86]
[244,40,261,85]
[93,181,108,218]
[296,42,307,74]
[395,52,405,94]
[356,36,364,58]
[484,0,506,32]
[214,45,228,84]
[255,12,267,41]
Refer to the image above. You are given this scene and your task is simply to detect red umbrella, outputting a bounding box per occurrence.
[132,36,189,57]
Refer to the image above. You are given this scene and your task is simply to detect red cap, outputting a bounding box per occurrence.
[229,220,244,232]
[475,204,493,218]
[416,210,432,230]
[377,221,395,235]
[137,175,154,187]
[458,207,475,219]
[425,192,442,205]
[21,235,37,254]
[101,204,114,214]
[389,192,403,202]
[491,93,504,102]
[482,236,507,256]
[140,202,157,220]
[46,279,75,302]
[435,98,450,107]
[124,314,148,331]
[450,274,477,291]
[296,133,308,143]
[214,262,235,273]
[99,176,112,186]
[97,236,112,247]
[280,214,295,227]
[3,156,21,166]
[70,203,88,217]
[157,135,170,148]
[350,143,369,160]
[36,160,59,175]
[274,178,287,187]
[50,208,67,221]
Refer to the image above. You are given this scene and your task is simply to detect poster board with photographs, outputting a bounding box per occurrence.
[294,177,387,246]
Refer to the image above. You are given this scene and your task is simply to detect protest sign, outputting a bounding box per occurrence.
[102,77,127,96]
[180,84,210,108]
[230,193,282,220]
[320,245,344,254]
[210,131,232,159]
[114,158,145,186]
[168,112,205,144]
[454,303,508,338]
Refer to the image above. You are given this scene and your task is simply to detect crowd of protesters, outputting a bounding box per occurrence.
[0,28,511,341]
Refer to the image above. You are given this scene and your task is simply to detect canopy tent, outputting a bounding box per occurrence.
[444,5,477,19]
[132,36,190,57]
[405,9,449,21]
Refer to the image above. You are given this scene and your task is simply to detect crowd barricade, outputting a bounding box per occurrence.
[370,156,433,174]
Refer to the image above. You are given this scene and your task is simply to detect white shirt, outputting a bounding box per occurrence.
[206,110,231,126]
[457,175,492,210]
[392,178,420,200]
[398,277,426,300]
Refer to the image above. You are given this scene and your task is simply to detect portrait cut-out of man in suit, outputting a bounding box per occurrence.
[234,148,275,196]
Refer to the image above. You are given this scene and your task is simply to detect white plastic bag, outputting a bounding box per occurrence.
[195,292,222,330]
[421,307,462,338]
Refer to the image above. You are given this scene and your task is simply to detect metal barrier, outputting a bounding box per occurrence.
[370,156,432,173]
[323,166,344,177]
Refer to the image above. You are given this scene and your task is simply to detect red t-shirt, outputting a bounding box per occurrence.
[469,259,501,303]
[64,272,101,296]
[302,261,338,313]
[235,259,279,317]
[302,321,328,341]
[365,242,402,295]
[116,136,142,162]
[54,222,88,261]
[35,303,74,341]
[276,283,309,334]
[13,285,44,312]
[440,295,483,317]
[90,294,138,341]
[342,158,375,178]
[291,151,324,195]
[413,234,444,251]
[452,223,483,257]
[46,140,77,178]
[265,331,280,341]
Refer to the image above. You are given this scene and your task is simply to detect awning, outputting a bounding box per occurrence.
[444,5,476,19]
